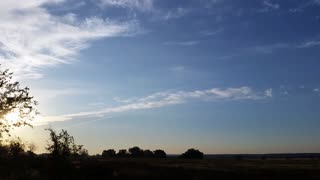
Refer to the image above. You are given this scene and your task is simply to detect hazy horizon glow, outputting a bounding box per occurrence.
[1,0,320,154]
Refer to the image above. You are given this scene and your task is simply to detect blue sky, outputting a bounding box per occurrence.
[1,0,320,154]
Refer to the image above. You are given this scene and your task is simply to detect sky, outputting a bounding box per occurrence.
[0,0,320,154]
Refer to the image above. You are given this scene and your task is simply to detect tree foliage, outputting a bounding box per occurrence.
[0,66,38,138]
[46,128,86,158]
[180,148,204,159]
[153,149,166,158]
[9,137,25,157]
[102,149,116,158]
[128,146,144,157]
[143,149,154,158]
[117,149,128,157]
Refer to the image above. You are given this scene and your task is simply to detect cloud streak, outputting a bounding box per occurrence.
[34,86,272,126]
[218,38,320,59]
[163,41,199,46]
[99,0,154,12]
[0,0,139,79]
[162,7,189,20]
[298,40,320,48]
[258,0,280,12]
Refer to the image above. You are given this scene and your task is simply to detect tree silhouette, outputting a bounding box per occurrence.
[143,149,154,158]
[180,148,204,159]
[102,149,116,158]
[0,145,9,157]
[46,128,86,158]
[154,149,166,158]
[128,146,143,157]
[78,148,89,157]
[8,138,25,157]
[117,149,128,157]
[0,66,38,138]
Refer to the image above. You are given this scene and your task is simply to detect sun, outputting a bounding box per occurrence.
[5,111,20,124]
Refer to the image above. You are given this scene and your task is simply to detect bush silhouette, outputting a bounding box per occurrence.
[180,148,204,159]
[154,149,166,158]
[102,149,116,158]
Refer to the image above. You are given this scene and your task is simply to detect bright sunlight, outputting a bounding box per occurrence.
[4,111,20,124]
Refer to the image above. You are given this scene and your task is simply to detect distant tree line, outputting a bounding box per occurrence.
[0,128,204,160]
[102,146,167,158]
[101,147,204,159]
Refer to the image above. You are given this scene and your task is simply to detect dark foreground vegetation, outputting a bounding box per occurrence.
[1,128,319,180]
[0,154,320,180]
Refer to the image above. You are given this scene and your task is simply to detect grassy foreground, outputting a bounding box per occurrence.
[1,156,320,180]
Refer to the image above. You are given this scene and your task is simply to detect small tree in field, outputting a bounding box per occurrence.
[154,149,166,158]
[46,128,87,158]
[180,148,204,159]
[0,66,38,139]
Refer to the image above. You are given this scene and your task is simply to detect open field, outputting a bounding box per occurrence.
[1,157,320,180]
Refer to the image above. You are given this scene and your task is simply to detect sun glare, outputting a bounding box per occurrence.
[5,111,20,124]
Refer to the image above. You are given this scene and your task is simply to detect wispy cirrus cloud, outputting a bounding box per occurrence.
[34,86,272,125]
[288,0,320,12]
[218,38,320,60]
[200,28,224,36]
[171,66,186,73]
[258,0,280,12]
[217,43,292,60]
[252,38,320,52]
[250,43,292,53]
[298,40,320,48]
[163,41,199,46]
[98,0,154,12]
[162,7,189,20]
[0,0,139,79]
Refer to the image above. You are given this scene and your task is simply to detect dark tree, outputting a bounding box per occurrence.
[0,145,9,156]
[79,148,89,157]
[102,149,116,158]
[154,149,166,158]
[128,146,143,157]
[46,128,86,158]
[143,149,154,158]
[8,138,25,157]
[180,148,204,159]
[0,66,38,138]
[117,149,128,157]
